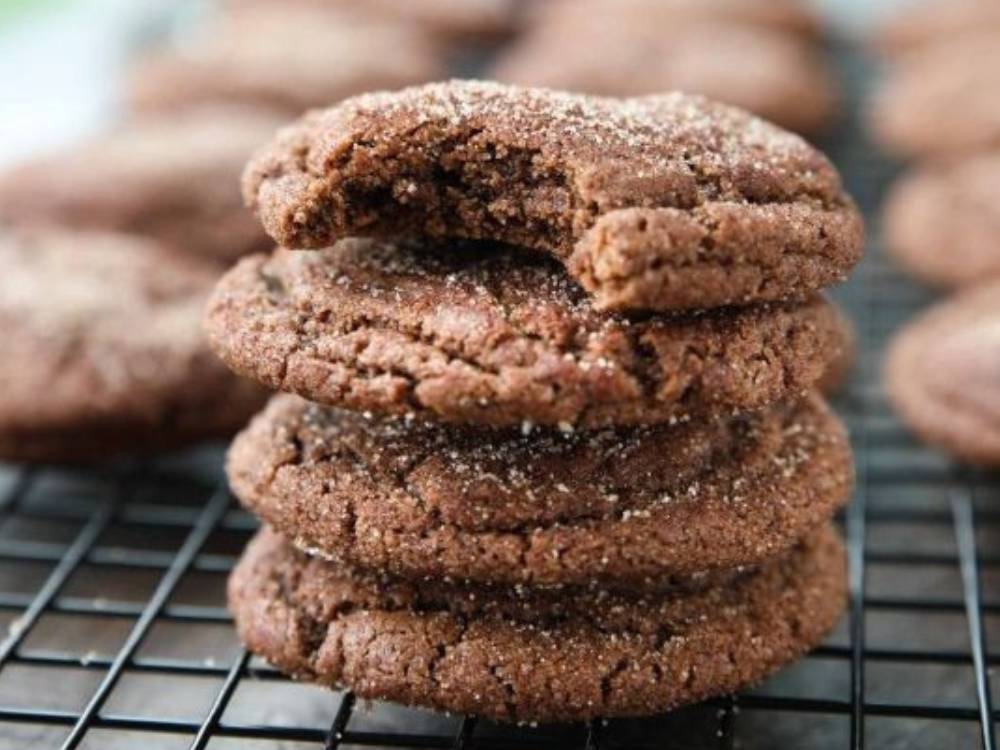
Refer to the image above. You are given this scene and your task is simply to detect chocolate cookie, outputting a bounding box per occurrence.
[206,240,851,428]
[242,81,863,313]
[0,108,280,263]
[874,0,1000,56]
[526,0,822,40]
[882,152,1000,288]
[229,525,846,723]
[129,7,444,116]
[818,305,856,396]
[0,229,267,464]
[885,282,1000,465]
[492,20,838,135]
[226,391,852,588]
[868,33,1000,158]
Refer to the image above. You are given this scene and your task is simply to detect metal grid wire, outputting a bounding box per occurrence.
[0,45,999,750]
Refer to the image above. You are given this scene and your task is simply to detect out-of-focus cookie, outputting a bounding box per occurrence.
[882,152,1000,288]
[129,7,445,116]
[205,240,852,429]
[0,229,267,464]
[869,32,1000,158]
[226,392,852,588]
[874,0,1000,56]
[0,108,280,263]
[243,81,864,313]
[492,21,838,136]
[229,524,846,723]
[885,282,1000,465]
[819,305,856,396]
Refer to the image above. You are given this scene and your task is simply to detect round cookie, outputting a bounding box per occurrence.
[885,282,1000,466]
[0,229,267,464]
[226,391,853,588]
[868,32,1000,159]
[229,525,846,723]
[242,80,863,313]
[206,239,852,428]
[129,7,444,117]
[492,21,838,136]
[874,0,1000,57]
[882,152,1000,288]
[0,108,281,263]
[818,304,856,396]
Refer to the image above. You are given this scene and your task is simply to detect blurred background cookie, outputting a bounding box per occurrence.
[882,152,1000,287]
[129,5,445,116]
[873,0,1000,56]
[0,107,279,263]
[492,18,839,136]
[0,228,267,464]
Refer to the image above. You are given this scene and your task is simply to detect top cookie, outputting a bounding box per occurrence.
[129,6,445,116]
[874,0,1000,56]
[0,108,281,263]
[492,20,839,136]
[868,32,1000,158]
[243,81,863,313]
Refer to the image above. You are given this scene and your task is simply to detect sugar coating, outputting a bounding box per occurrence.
[242,80,863,312]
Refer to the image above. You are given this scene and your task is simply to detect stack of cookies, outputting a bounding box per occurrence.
[206,81,864,722]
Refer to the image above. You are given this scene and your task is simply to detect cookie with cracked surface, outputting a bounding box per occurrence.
[129,6,444,117]
[868,32,1000,159]
[0,229,267,464]
[492,20,838,136]
[873,0,1000,56]
[206,239,851,428]
[885,282,1000,466]
[0,108,280,263]
[882,152,1000,288]
[242,80,863,313]
[226,391,852,588]
[229,524,846,723]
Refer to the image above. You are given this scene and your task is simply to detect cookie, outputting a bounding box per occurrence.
[885,282,1000,466]
[229,524,846,723]
[242,81,863,313]
[129,7,444,117]
[206,240,851,428]
[868,32,1000,158]
[818,305,856,396]
[874,0,1000,56]
[226,390,852,588]
[492,20,838,135]
[882,152,1000,288]
[0,229,267,464]
[526,0,821,40]
[0,108,280,263]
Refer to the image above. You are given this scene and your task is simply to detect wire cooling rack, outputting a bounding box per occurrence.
[0,41,998,750]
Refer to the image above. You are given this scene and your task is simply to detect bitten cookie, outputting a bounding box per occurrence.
[0,108,280,263]
[868,32,1000,158]
[874,0,1000,56]
[882,152,1000,288]
[0,229,267,464]
[129,6,444,116]
[885,282,1000,466]
[492,20,838,135]
[205,240,852,428]
[242,81,863,313]
[226,392,852,588]
[230,524,846,723]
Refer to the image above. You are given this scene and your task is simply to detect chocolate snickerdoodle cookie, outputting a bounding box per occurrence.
[129,6,444,117]
[243,81,863,313]
[0,108,280,263]
[226,391,852,589]
[230,524,846,723]
[205,240,850,428]
[868,32,1000,159]
[885,282,1000,466]
[0,229,267,464]
[492,21,838,136]
[874,0,1000,57]
[882,152,1000,288]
